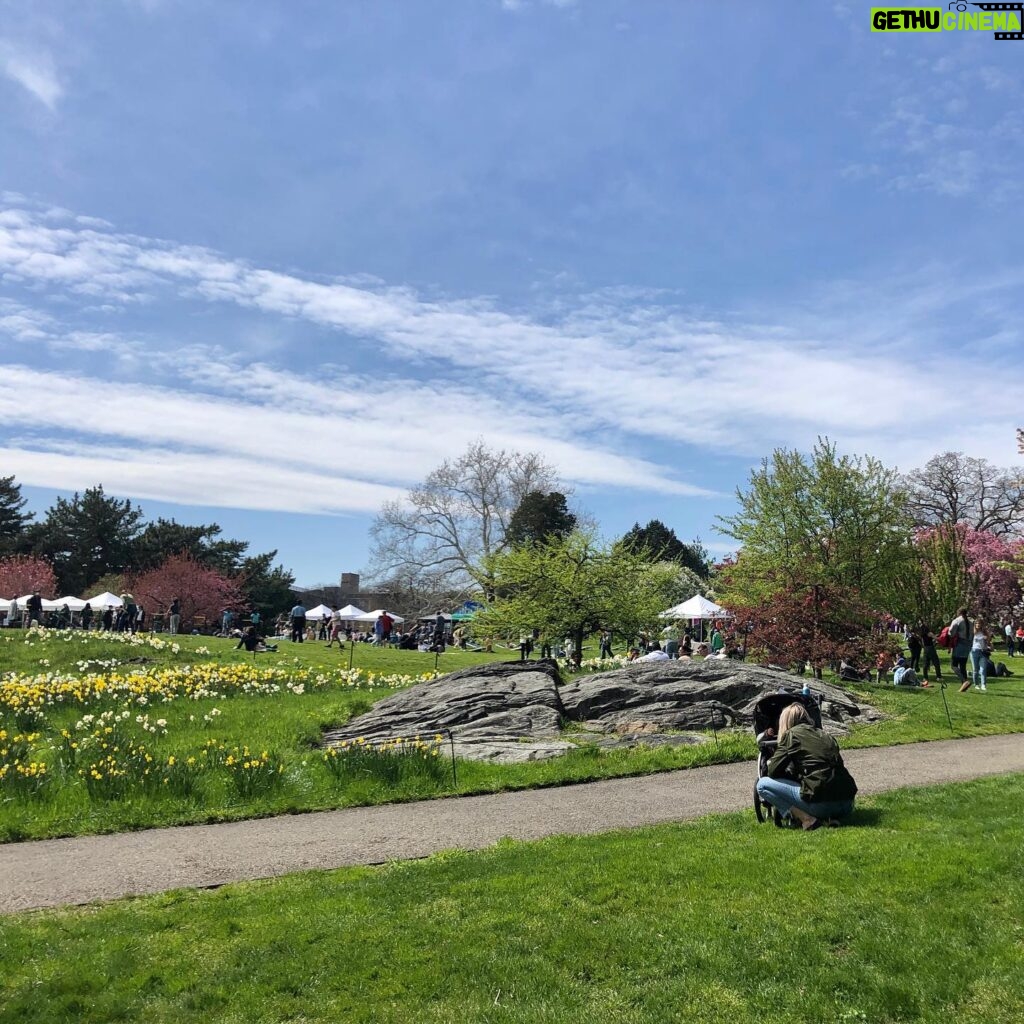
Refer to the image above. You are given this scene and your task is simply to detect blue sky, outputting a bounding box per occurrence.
[1,0,1022,585]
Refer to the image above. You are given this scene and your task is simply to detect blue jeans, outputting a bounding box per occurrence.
[970,649,988,687]
[756,777,855,820]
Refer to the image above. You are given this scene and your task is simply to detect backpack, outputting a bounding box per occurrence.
[936,626,953,650]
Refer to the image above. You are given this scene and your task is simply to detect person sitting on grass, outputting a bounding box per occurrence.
[983,654,1012,679]
[235,626,277,653]
[838,659,870,682]
[892,656,929,688]
[755,704,858,831]
[636,643,669,662]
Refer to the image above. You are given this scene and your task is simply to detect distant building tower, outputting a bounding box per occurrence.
[340,573,360,591]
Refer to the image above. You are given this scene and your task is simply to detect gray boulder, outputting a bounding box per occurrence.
[324,658,884,763]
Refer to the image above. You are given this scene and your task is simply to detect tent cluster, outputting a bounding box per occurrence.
[2,591,125,612]
[300,604,406,624]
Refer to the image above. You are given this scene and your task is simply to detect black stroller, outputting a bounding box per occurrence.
[752,690,822,826]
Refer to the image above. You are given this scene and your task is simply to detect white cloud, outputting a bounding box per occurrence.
[0,201,1022,520]
[0,40,61,109]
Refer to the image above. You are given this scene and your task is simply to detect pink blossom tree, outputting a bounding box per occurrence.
[131,553,246,629]
[0,554,58,598]
[961,527,1024,623]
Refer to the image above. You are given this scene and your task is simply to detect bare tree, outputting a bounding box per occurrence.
[368,441,561,597]
[903,452,1024,536]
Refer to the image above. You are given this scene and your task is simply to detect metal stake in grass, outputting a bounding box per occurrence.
[939,678,954,734]
[348,641,354,670]
[447,729,458,787]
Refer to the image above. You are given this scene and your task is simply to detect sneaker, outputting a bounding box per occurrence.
[978,684,987,691]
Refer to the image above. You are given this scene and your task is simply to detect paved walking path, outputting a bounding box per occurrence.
[3,733,1024,914]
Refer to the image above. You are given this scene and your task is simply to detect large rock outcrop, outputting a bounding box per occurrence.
[324,659,885,763]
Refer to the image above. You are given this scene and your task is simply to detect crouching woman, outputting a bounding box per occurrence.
[756,704,857,830]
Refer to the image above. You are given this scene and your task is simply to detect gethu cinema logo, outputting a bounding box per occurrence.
[871,2,1023,33]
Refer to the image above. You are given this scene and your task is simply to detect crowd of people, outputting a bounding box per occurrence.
[3,592,147,633]
[834,610,1019,692]
[6,588,1021,695]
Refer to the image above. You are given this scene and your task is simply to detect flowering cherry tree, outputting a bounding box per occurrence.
[0,555,58,598]
[961,528,1024,623]
[729,583,888,677]
[131,553,246,628]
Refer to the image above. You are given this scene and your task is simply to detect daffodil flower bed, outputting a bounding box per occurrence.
[0,655,443,830]
[0,727,48,796]
[1,663,437,723]
[323,734,450,785]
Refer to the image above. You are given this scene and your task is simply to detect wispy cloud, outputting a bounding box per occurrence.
[0,39,61,109]
[851,49,1023,200]
[0,200,1021,518]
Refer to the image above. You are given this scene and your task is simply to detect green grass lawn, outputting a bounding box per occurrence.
[2,773,1023,1023]
[2,629,1024,843]
[0,626,522,676]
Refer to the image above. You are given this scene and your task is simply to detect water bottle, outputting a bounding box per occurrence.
[801,681,810,697]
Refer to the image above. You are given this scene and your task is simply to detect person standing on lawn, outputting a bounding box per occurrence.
[710,622,725,655]
[906,627,922,673]
[919,623,942,683]
[25,591,43,627]
[290,601,306,643]
[168,597,181,635]
[964,622,990,692]
[948,607,972,685]
[1005,622,1015,658]
[599,630,613,659]
[325,608,344,649]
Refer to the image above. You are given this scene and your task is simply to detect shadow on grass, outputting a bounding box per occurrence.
[844,806,883,828]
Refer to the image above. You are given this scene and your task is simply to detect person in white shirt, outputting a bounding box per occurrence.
[967,624,990,692]
[637,645,670,662]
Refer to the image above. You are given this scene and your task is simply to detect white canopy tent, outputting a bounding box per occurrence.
[659,595,730,620]
[84,591,123,609]
[304,604,334,621]
[353,608,405,624]
[335,604,366,619]
[58,596,88,612]
[15,594,61,611]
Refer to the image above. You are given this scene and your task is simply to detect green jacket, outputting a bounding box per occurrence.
[766,724,857,804]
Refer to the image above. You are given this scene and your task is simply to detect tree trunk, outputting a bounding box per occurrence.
[573,626,584,668]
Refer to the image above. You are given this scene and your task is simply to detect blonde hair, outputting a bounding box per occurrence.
[777,703,812,741]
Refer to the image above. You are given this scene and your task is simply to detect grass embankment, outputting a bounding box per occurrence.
[2,630,1023,842]
[2,774,1023,1023]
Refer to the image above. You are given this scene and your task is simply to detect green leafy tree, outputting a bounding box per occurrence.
[131,519,225,571]
[506,491,577,549]
[238,551,296,619]
[0,475,32,554]
[620,520,709,578]
[132,518,252,576]
[476,531,678,663]
[716,439,914,611]
[884,525,969,629]
[33,486,145,596]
